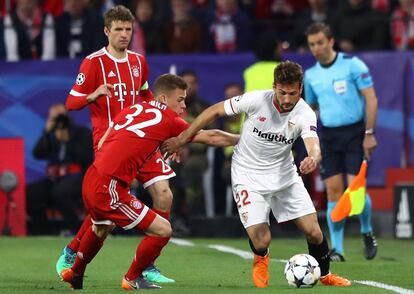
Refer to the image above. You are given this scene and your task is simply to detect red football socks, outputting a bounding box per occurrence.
[72,227,105,276]
[125,235,170,281]
[67,214,93,252]
[152,209,170,220]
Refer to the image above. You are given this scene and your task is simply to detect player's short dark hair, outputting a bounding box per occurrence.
[104,5,134,29]
[153,74,188,95]
[305,22,333,40]
[274,61,303,85]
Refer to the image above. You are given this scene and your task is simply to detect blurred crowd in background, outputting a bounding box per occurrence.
[0,0,414,62]
[2,0,411,235]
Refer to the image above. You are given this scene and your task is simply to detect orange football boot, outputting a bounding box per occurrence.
[61,268,83,289]
[252,254,269,288]
[320,273,352,286]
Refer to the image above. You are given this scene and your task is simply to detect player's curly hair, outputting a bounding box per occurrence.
[153,74,188,95]
[274,60,303,85]
[104,5,134,29]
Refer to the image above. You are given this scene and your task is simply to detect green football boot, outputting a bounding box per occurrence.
[142,264,175,283]
[56,246,76,277]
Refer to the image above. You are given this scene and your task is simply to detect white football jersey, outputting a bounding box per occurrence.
[224,90,318,189]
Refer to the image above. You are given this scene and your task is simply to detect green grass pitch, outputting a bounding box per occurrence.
[0,236,413,293]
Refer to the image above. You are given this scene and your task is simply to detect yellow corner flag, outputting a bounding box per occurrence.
[331,160,368,222]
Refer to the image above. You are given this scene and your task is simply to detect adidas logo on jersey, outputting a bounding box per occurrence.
[108,71,116,78]
[253,127,294,144]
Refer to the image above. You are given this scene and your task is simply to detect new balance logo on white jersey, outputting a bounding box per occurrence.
[108,71,116,78]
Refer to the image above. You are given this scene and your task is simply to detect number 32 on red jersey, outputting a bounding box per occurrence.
[114,104,162,137]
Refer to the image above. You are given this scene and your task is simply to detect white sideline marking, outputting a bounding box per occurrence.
[173,239,413,293]
[170,238,195,247]
[355,281,414,294]
[208,244,287,263]
[208,244,253,259]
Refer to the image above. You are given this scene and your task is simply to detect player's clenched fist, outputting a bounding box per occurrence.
[299,156,317,174]
[87,84,114,103]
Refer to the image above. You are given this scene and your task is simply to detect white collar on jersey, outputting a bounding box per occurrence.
[103,47,128,63]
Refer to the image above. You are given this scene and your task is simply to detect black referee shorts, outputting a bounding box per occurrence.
[319,120,364,180]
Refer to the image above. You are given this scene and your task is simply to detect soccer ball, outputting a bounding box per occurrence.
[284,254,321,288]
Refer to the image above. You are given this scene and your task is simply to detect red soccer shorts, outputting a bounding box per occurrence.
[82,165,156,230]
[136,151,176,188]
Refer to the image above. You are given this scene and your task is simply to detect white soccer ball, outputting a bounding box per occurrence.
[284,254,321,288]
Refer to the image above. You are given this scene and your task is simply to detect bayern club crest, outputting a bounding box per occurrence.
[76,73,85,85]
[132,66,140,77]
[130,199,142,210]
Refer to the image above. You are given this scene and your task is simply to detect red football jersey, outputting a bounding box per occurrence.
[66,47,153,151]
[94,101,189,185]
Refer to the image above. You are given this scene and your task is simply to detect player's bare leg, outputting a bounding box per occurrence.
[246,223,271,288]
[148,180,173,213]
[295,213,351,286]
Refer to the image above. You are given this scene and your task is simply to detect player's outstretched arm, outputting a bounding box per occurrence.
[162,101,227,154]
[192,129,240,147]
[299,137,321,174]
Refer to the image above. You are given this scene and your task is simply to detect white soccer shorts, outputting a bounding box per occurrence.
[231,170,316,228]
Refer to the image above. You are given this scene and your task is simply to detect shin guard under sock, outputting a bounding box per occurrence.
[68,214,93,252]
[249,239,268,257]
[307,235,330,276]
[125,235,170,281]
[72,227,105,276]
